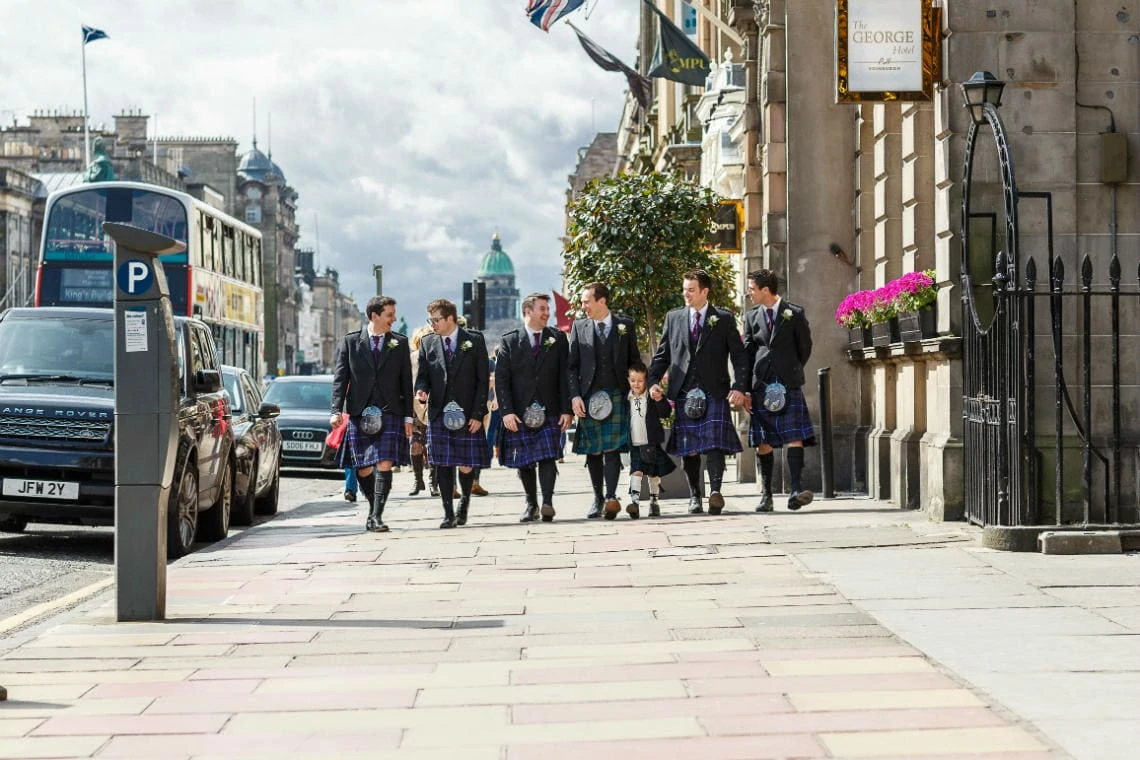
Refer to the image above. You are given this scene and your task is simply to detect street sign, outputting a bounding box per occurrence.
[116,259,154,296]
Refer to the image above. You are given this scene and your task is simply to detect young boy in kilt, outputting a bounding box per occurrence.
[649,270,749,515]
[627,362,676,518]
[495,293,574,523]
[415,299,491,528]
[330,295,414,533]
[567,282,640,520]
[743,268,816,511]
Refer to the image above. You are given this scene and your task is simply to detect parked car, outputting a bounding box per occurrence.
[0,307,235,559]
[221,365,282,525]
[262,375,338,468]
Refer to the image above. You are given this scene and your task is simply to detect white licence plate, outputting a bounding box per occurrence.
[3,479,80,500]
[283,441,323,452]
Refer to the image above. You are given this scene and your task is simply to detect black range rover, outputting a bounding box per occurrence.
[0,307,235,558]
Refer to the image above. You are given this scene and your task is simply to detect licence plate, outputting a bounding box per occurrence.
[283,441,323,452]
[2,479,80,500]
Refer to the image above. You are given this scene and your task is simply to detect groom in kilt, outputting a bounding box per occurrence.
[743,268,816,512]
[415,298,491,528]
[649,269,748,515]
[568,282,640,520]
[495,293,573,523]
[331,295,413,533]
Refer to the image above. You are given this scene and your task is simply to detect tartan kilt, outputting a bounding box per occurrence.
[666,396,743,457]
[337,413,410,468]
[427,417,492,468]
[630,443,677,477]
[572,390,629,455]
[749,387,817,448]
[498,416,562,468]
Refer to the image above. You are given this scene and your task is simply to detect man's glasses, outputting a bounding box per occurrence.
[426,316,445,324]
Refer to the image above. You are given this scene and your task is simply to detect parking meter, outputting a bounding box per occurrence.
[105,222,182,622]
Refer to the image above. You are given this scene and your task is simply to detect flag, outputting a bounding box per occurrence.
[644,0,710,86]
[552,290,574,332]
[527,0,586,32]
[82,25,108,45]
[570,25,654,112]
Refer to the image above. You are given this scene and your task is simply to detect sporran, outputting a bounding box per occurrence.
[359,405,384,434]
[683,388,708,420]
[442,401,467,431]
[587,390,613,421]
[523,402,547,431]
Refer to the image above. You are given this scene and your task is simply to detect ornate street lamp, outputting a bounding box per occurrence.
[961,70,1006,125]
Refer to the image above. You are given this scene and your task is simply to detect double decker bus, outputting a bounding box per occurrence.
[37,181,264,379]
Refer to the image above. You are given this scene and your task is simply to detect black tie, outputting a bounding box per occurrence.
[596,321,606,340]
[532,332,541,357]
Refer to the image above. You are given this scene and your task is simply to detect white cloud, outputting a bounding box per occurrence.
[1,0,639,322]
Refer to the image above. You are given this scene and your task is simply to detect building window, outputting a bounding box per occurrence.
[245,205,262,224]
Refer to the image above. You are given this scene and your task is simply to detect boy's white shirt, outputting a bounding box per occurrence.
[628,390,649,446]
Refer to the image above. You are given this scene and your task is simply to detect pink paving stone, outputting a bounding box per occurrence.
[848,755,1061,760]
[284,552,383,563]
[145,688,417,714]
[172,630,319,645]
[506,734,826,760]
[32,713,229,736]
[687,671,960,696]
[511,694,793,724]
[702,707,1008,736]
[86,679,262,699]
[511,660,770,685]
[188,663,435,680]
[752,645,923,661]
[95,732,322,758]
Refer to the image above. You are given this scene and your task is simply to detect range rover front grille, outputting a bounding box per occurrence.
[0,415,111,443]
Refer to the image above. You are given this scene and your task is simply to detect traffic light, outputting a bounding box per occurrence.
[461,281,475,327]
[473,280,486,331]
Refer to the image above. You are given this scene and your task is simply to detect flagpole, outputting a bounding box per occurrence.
[82,34,90,168]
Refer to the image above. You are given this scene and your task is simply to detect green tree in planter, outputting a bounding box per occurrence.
[563,171,737,354]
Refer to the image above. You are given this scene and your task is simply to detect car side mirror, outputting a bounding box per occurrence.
[258,402,281,420]
[195,369,222,393]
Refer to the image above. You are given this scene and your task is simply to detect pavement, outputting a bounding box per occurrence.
[0,454,1136,759]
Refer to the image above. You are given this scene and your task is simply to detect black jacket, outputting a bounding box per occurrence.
[567,313,639,399]
[414,328,489,422]
[495,326,571,417]
[742,301,813,390]
[631,394,673,446]
[331,328,413,418]
[648,304,747,401]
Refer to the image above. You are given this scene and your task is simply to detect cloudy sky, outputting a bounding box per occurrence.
[1,0,641,325]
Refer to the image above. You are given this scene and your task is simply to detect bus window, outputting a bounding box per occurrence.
[213,220,222,273]
[222,227,235,278]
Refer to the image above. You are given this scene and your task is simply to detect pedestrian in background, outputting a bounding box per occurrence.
[743,268,815,512]
[408,325,435,496]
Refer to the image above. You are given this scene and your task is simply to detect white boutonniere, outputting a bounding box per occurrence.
[617,323,628,335]
[708,315,719,326]
[460,340,473,351]
[388,338,399,349]
[543,336,556,348]
[781,309,793,321]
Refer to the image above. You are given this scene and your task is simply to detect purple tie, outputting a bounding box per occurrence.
[444,336,453,359]
[532,331,541,356]
[691,312,701,343]
[371,335,381,359]
[765,308,774,330]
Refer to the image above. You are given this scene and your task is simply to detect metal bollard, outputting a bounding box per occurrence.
[818,367,835,498]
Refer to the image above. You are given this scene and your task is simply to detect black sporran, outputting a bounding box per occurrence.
[683,388,708,419]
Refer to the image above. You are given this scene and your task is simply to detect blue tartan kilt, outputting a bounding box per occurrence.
[337,413,410,468]
[666,396,743,457]
[498,416,562,468]
[572,390,629,455]
[749,387,817,448]
[427,417,492,468]
[629,443,677,477]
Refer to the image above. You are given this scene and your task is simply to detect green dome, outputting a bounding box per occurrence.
[477,233,515,278]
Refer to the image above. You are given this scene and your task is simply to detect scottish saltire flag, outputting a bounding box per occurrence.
[527,0,586,32]
[82,25,108,45]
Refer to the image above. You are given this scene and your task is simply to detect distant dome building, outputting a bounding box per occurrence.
[476,232,520,347]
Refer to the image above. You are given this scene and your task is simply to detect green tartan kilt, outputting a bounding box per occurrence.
[573,390,629,455]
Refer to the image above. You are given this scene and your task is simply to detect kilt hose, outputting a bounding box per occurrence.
[337,412,410,469]
[749,388,817,448]
[498,416,563,468]
[572,390,629,455]
[427,417,492,468]
[666,396,743,457]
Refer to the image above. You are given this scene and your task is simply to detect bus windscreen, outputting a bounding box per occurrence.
[44,187,189,263]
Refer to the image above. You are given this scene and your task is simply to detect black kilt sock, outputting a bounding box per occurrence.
[603,451,621,500]
[788,447,805,493]
[586,454,604,500]
[758,452,774,493]
[518,465,538,506]
[538,459,557,505]
[683,455,702,498]
[706,451,725,492]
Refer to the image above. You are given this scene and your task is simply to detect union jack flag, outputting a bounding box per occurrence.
[526,0,586,32]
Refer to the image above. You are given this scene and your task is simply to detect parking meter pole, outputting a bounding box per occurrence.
[106,222,183,622]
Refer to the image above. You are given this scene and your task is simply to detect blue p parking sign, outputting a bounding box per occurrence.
[116,259,154,296]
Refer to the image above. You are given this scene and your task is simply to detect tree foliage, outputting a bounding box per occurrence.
[562,171,736,354]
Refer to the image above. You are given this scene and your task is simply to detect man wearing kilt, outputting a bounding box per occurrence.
[649,269,748,515]
[568,282,640,520]
[495,293,573,523]
[330,295,413,533]
[415,298,491,528]
[743,268,816,512]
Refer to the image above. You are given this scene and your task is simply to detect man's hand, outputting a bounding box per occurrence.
[404,421,413,438]
[415,390,428,403]
[503,413,522,433]
[467,418,483,434]
[329,413,343,428]
[559,413,573,432]
[742,393,753,414]
[572,396,586,418]
[649,384,665,401]
[727,390,745,407]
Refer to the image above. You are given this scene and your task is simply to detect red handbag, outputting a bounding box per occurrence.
[326,419,347,449]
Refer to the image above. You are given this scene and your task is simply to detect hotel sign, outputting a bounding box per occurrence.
[836,0,941,102]
[707,200,743,254]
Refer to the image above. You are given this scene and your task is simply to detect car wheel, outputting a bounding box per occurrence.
[200,459,233,542]
[231,454,257,526]
[0,515,28,533]
[167,459,199,559]
[255,459,280,516]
